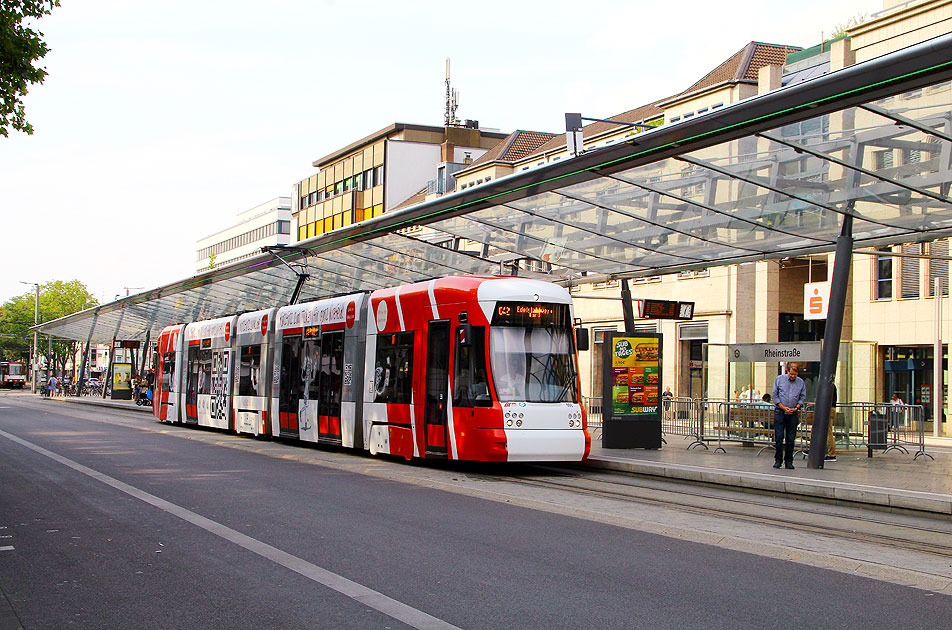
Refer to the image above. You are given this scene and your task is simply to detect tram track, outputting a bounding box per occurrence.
[9,395,952,566]
[498,466,952,558]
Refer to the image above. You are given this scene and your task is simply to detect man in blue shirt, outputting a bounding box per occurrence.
[771,362,806,469]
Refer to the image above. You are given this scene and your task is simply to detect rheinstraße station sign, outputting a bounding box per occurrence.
[728,342,821,363]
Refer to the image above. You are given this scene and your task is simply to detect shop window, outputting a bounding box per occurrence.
[875,149,894,170]
[875,247,892,299]
[929,239,949,297]
[903,148,922,165]
[900,243,921,298]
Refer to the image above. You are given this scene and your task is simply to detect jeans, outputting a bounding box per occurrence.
[773,408,799,464]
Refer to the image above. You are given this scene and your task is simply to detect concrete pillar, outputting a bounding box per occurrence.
[830,37,855,72]
[758,63,783,95]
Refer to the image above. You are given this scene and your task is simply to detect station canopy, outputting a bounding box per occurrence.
[37,34,952,343]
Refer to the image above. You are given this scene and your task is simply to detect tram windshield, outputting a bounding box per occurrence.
[489,302,578,403]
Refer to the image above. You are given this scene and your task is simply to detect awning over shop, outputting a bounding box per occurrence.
[36,33,952,343]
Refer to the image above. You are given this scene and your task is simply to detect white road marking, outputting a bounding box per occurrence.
[0,546,13,552]
[0,428,460,630]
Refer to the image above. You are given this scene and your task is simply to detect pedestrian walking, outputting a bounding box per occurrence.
[771,362,806,470]
[47,374,57,398]
[889,392,905,429]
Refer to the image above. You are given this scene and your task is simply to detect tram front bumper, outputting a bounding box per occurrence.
[500,428,589,462]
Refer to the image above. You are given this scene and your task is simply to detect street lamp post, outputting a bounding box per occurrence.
[19,281,40,394]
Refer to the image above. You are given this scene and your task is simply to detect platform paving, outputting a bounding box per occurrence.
[587,434,952,515]
[31,394,952,516]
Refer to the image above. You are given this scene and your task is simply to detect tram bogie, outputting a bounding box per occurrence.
[153,276,590,463]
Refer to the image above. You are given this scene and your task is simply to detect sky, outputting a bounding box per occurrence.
[0,0,880,307]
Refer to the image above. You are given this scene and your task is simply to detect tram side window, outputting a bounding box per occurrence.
[453,326,491,407]
[197,348,212,395]
[320,332,344,416]
[374,331,414,404]
[162,352,175,392]
[238,345,262,397]
[304,337,321,400]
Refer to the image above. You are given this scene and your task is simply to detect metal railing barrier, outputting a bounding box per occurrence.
[834,402,933,461]
[584,395,932,461]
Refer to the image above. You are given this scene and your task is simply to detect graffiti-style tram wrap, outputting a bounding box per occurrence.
[153,276,590,462]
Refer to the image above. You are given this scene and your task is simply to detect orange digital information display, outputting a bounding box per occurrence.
[493,302,566,327]
[642,299,694,320]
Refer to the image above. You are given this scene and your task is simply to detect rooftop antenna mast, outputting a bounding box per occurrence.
[444,57,459,126]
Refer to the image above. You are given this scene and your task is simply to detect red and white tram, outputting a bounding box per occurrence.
[0,361,27,389]
[155,325,184,422]
[154,275,590,462]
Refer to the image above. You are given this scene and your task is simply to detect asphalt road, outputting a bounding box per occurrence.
[0,398,949,629]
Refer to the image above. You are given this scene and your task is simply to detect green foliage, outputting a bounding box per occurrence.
[831,12,867,38]
[0,0,59,137]
[207,252,217,270]
[0,280,97,372]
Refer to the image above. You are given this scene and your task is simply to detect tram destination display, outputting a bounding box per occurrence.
[601,332,663,449]
[492,302,569,327]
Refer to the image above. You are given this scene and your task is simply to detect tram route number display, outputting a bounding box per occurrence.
[610,336,660,416]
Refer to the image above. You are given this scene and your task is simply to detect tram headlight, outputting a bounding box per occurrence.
[516,420,522,427]
[569,420,575,428]
[507,419,513,427]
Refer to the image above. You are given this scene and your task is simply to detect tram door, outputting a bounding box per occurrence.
[319,332,344,443]
[424,320,450,457]
[185,345,201,424]
[278,335,301,437]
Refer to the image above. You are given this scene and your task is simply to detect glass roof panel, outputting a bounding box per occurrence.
[33,37,952,342]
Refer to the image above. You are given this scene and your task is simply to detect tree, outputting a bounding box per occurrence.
[0,280,98,375]
[0,1,59,137]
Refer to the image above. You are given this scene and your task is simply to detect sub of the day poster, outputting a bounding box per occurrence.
[610,337,660,416]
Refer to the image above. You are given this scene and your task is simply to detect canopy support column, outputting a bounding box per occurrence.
[808,214,853,469]
[139,331,151,377]
[621,279,636,334]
